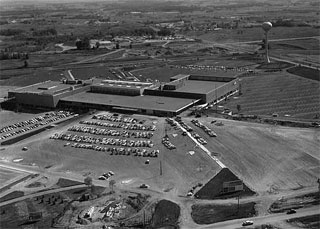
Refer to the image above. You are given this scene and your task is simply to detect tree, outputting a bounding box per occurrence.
[95,41,100,49]
[84,176,92,187]
[109,179,116,193]
[237,104,241,113]
[76,37,91,50]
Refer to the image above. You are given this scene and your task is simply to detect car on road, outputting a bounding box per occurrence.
[139,184,149,189]
[242,220,253,226]
[286,209,297,214]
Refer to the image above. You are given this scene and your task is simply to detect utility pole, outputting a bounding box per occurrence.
[237,193,240,215]
[160,161,162,176]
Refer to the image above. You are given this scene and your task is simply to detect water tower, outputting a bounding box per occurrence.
[262,22,272,63]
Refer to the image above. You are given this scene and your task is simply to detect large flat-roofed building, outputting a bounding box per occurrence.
[7,80,90,109]
[59,93,198,117]
[145,74,239,104]
[90,79,153,96]
[5,73,239,116]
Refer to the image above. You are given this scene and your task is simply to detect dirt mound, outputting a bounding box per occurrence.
[195,168,255,199]
[151,199,180,229]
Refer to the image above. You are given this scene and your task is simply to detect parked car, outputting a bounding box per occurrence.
[286,209,296,214]
[242,220,253,226]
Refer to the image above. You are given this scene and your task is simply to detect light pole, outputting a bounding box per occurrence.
[262,22,272,63]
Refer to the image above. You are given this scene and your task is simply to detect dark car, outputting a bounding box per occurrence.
[139,184,149,189]
[286,209,296,214]
[242,220,253,226]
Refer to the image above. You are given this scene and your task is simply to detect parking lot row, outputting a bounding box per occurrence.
[0,111,75,134]
[79,120,156,131]
[92,114,136,123]
[173,64,250,72]
[68,125,153,139]
[67,143,159,157]
[191,119,217,137]
[0,111,77,141]
[162,137,176,150]
[50,133,154,147]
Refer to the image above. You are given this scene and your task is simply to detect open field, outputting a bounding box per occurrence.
[0,167,26,188]
[184,117,320,193]
[221,72,320,119]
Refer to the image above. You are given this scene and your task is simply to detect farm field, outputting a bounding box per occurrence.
[70,66,119,80]
[132,65,240,82]
[271,38,320,67]
[192,27,320,44]
[221,72,320,119]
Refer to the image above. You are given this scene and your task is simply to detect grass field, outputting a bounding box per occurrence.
[287,214,320,229]
[222,72,320,119]
[270,192,320,213]
[271,38,320,67]
[0,191,24,203]
[287,66,320,81]
[191,202,256,224]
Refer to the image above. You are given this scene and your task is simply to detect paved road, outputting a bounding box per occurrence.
[270,56,319,70]
[174,120,226,168]
[65,48,125,65]
[199,205,320,229]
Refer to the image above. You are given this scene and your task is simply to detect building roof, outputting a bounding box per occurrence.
[60,92,197,112]
[174,80,226,94]
[11,81,75,95]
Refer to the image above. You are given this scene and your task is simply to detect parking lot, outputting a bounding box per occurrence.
[50,112,160,158]
[0,111,77,143]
